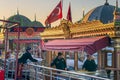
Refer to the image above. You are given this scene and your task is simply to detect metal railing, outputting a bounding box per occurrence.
[3,59,112,80]
[28,63,111,80]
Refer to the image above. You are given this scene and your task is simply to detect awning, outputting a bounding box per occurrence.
[43,36,110,55]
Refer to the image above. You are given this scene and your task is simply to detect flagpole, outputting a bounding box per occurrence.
[69,2,72,22]
[60,0,63,21]
[67,2,72,22]
[61,0,63,8]
[83,8,85,18]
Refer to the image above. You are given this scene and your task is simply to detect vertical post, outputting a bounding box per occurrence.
[74,52,78,71]
[50,69,52,80]
[113,38,120,80]
[14,24,20,80]
[35,67,38,80]
[47,51,52,67]
[4,28,8,78]
[97,50,102,69]
[62,51,66,59]
[113,7,120,79]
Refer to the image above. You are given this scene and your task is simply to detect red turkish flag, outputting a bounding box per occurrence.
[45,1,62,25]
[67,3,72,22]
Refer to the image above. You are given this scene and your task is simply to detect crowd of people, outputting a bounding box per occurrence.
[2,46,110,80]
[50,52,97,72]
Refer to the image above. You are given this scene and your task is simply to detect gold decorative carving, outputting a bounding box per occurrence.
[40,19,115,40]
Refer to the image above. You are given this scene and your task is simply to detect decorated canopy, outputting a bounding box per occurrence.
[43,36,110,55]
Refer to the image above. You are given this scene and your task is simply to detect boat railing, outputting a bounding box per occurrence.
[105,67,120,79]
[3,58,112,80]
[27,63,111,80]
[0,58,4,69]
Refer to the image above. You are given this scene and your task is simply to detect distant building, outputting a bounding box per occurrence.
[4,12,45,50]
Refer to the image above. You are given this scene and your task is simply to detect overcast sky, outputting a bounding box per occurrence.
[0,0,119,26]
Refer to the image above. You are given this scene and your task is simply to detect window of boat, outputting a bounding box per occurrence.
[66,51,75,71]
[107,52,112,67]
[78,51,86,70]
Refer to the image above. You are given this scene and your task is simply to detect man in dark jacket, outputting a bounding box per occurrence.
[17,47,38,80]
[18,47,38,64]
[82,54,97,71]
[51,52,67,71]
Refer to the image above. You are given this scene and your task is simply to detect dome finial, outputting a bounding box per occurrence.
[17,8,19,15]
[116,0,118,10]
[34,13,36,21]
[82,8,85,18]
[105,0,109,5]
[106,0,108,3]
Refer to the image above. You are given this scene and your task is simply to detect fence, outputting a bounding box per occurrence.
[2,58,111,80]
[27,63,111,80]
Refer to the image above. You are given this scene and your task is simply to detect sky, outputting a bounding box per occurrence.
[0,0,119,27]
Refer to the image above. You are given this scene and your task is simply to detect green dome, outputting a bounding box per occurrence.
[6,14,31,27]
[31,20,44,27]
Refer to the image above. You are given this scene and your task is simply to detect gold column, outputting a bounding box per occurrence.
[97,50,102,69]
[113,38,120,80]
[62,51,66,59]
[46,51,52,67]
[74,52,78,71]
[98,50,106,69]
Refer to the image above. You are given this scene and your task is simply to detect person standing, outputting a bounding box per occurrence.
[82,54,97,72]
[82,55,97,80]
[51,52,67,80]
[18,47,38,64]
[17,47,38,80]
[51,52,67,72]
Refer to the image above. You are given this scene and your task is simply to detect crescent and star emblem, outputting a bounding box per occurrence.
[51,7,61,17]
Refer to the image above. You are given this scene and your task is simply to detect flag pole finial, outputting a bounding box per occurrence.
[106,0,108,3]
[82,8,85,18]
[17,8,19,15]
[105,0,109,5]
[34,13,36,21]
[116,0,118,10]
[66,2,72,22]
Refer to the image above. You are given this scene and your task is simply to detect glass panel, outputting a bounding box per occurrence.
[78,51,86,70]
[107,52,112,66]
[51,51,57,60]
[66,51,75,71]
[93,53,98,64]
